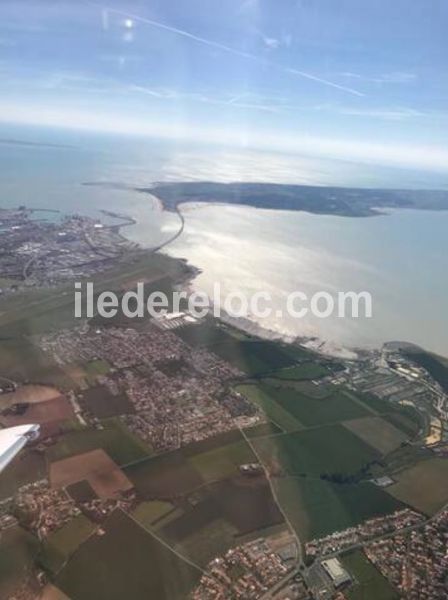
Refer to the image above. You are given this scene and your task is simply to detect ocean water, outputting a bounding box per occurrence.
[1,124,447,356]
[166,204,448,356]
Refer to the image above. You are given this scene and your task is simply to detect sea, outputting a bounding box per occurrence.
[1,124,448,357]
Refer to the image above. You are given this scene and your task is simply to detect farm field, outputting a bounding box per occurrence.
[84,359,110,383]
[343,416,407,454]
[159,476,284,566]
[0,449,47,499]
[0,336,74,387]
[345,392,395,414]
[0,526,40,599]
[0,384,61,409]
[274,477,403,541]
[56,510,201,600]
[0,252,185,337]
[235,384,302,432]
[0,396,74,429]
[125,451,203,499]
[174,518,238,568]
[161,477,283,542]
[388,458,448,514]
[272,362,329,380]
[46,418,151,465]
[343,550,399,600]
[124,430,285,566]
[188,438,256,481]
[80,385,134,419]
[40,515,95,574]
[243,421,283,438]
[125,430,256,498]
[132,501,175,529]
[49,449,134,498]
[348,392,422,437]
[383,409,421,438]
[253,424,380,478]
[176,320,308,375]
[237,382,370,430]
[270,385,369,427]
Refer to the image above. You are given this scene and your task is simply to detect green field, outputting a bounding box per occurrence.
[343,550,399,600]
[0,252,187,333]
[131,501,175,529]
[0,252,187,383]
[0,336,75,388]
[271,385,369,427]
[254,424,380,478]
[250,422,405,539]
[124,430,285,566]
[340,390,422,440]
[343,416,407,454]
[84,359,110,384]
[275,477,403,541]
[125,430,255,498]
[273,362,329,380]
[80,385,134,419]
[57,510,200,600]
[380,443,431,475]
[388,457,448,514]
[235,384,302,432]
[0,448,47,499]
[175,320,244,347]
[40,515,96,574]
[243,421,283,438]
[159,477,284,564]
[348,392,422,437]
[237,382,370,430]
[174,518,238,568]
[0,526,40,598]
[176,320,308,375]
[46,418,151,465]
[189,438,256,480]
[383,408,422,438]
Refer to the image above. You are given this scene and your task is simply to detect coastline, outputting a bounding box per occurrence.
[139,201,364,360]
[4,186,441,362]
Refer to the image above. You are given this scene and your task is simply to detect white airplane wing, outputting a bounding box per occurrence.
[0,424,40,473]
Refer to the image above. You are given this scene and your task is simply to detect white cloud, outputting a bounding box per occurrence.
[339,71,417,85]
[338,106,427,120]
[101,9,109,31]
[263,37,281,50]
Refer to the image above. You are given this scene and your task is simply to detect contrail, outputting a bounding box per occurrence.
[89,2,364,97]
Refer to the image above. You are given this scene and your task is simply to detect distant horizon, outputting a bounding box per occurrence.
[1,120,448,192]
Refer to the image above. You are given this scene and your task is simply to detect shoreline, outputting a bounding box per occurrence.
[141,196,445,361]
[105,192,431,361]
[149,199,368,360]
[4,188,439,362]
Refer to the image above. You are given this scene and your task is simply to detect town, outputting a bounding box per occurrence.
[38,323,264,452]
[0,206,136,292]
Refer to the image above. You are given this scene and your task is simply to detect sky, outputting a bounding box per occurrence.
[0,0,447,178]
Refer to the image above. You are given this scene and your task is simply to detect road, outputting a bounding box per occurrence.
[318,499,448,561]
[238,426,304,567]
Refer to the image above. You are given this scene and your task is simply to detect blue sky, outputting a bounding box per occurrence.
[0,0,447,175]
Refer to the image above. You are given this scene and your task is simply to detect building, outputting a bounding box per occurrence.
[321,558,351,588]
